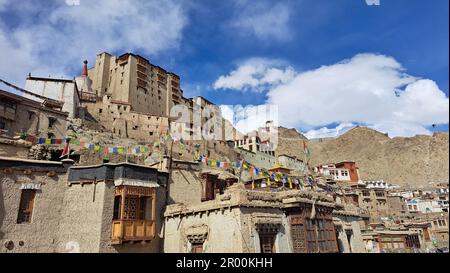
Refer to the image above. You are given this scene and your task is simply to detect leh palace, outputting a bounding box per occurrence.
[0,52,448,253]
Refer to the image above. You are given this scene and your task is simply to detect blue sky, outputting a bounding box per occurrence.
[0,0,448,138]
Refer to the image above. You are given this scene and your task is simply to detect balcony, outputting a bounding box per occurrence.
[111,219,155,244]
[111,185,157,245]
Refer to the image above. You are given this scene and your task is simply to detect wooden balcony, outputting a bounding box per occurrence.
[111,219,155,245]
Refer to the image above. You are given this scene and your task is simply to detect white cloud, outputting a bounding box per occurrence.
[220,104,279,135]
[230,1,291,41]
[213,58,296,92]
[215,53,449,138]
[304,123,356,139]
[0,0,187,85]
[0,0,7,10]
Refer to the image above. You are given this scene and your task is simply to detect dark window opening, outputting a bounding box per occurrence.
[49,150,61,161]
[113,196,121,220]
[191,243,203,253]
[17,190,36,224]
[48,117,57,128]
[259,233,276,253]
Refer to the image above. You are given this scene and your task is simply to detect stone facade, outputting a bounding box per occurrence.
[277,154,307,172]
[164,184,340,253]
[0,157,168,253]
[85,52,182,117]
[352,182,389,222]
[333,212,366,253]
[83,95,169,142]
[0,88,68,140]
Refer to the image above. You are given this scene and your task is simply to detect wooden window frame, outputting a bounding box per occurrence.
[17,189,36,224]
[191,243,204,253]
[259,232,276,253]
[114,186,156,222]
[290,209,338,253]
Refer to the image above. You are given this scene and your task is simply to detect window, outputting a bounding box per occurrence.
[259,233,276,253]
[291,223,307,253]
[306,219,338,253]
[375,191,385,197]
[306,220,317,252]
[191,243,203,253]
[0,120,5,130]
[113,196,121,220]
[113,186,155,222]
[406,234,420,249]
[48,117,57,128]
[17,190,36,224]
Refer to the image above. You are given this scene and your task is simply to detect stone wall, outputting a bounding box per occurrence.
[0,158,169,253]
[0,162,68,253]
[237,148,277,170]
[164,208,246,253]
[0,96,67,139]
[333,214,366,253]
[56,182,109,252]
[0,140,30,158]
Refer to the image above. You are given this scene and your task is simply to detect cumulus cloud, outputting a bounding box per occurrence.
[0,0,187,85]
[213,58,296,92]
[230,1,291,41]
[304,123,357,139]
[215,53,449,138]
[220,104,279,135]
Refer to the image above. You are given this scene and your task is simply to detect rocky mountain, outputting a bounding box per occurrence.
[276,126,449,187]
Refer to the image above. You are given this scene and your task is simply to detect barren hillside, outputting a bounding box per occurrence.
[276,126,449,187]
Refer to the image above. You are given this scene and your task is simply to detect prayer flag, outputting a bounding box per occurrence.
[60,138,70,158]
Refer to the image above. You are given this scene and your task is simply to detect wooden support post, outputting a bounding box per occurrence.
[152,189,157,236]
[120,187,126,239]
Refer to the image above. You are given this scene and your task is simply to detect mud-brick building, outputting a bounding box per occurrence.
[333,208,367,253]
[0,157,168,253]
[361,228,422,253]
[0,85,68,140]
[163,184,339,253]
[0,157,73,252]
